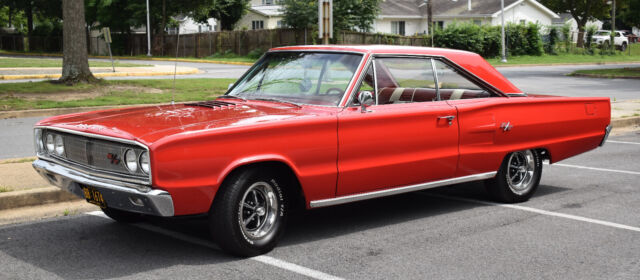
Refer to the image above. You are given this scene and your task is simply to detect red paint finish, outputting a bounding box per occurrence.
[36,45,610,216]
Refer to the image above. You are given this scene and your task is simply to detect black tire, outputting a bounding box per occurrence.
[210,167,288,257]
[621,42,628,51]
[101,207,146,223]
[485,149,542,203]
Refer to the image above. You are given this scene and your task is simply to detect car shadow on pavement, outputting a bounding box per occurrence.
[280,181,571,247]
[0,182,570,279]
[0,215,232,279]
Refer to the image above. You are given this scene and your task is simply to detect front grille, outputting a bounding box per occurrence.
[41,129,149,184]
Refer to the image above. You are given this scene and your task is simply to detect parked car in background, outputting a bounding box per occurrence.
[621,30,638,44]
[33,45,611,257]
[592,30,629,50]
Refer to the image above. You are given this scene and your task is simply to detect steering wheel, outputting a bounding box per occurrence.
[324,88,344,95]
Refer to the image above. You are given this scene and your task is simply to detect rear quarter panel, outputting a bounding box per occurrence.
[451,96,610,176]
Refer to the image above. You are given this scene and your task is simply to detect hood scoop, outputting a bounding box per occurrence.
[185,100,236,109]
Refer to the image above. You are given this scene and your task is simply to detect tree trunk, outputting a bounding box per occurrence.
[576,21,587,48]
[161,0,166,56]
[26,1,33,51]
[57,0,97,84]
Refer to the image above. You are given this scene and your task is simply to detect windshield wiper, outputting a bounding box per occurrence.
[217,95,247,102]
[251,98,302,108]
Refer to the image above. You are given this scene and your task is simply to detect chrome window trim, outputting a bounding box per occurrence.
[35,126,152,185]
[343,54,374,108]
[368,54,507,97]
[309,171,497,208]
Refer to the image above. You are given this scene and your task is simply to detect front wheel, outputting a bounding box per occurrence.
[485,149,542,203]
[209,168,288,257]
[620,42,628,51]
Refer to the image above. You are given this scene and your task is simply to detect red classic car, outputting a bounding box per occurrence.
[33,45,611,257]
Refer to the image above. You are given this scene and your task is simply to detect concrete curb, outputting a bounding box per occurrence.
[569,73,640,79]
[0,186,79,211]
[1,51,255,66]
[611,116,640,128]
[0,68,200,80]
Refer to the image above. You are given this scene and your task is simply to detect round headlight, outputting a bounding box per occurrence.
[54,135,65,156]
[139,151,150,174]
[124,149,138,173]
[45,134,55,152]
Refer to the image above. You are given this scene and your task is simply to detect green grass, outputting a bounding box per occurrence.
[487,43,640,66]
[0,157,36,164]
[0,78,235,111]
[0,57,146,68]
[0,186,12,193]
[569,67,640,78]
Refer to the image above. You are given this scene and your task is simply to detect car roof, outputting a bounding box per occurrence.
[269,45,522,94]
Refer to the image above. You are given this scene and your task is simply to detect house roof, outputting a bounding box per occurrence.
[380,0,558,19]
[250,5,284,17]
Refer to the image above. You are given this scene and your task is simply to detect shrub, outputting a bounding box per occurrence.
[433,22,544,58]
[247,48,265,59]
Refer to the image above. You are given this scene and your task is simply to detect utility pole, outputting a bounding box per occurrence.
[611,0,616,52]
[146,0,152,56]
[500,0,507,63]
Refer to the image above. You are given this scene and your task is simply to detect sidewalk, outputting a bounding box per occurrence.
[0,65,199,80]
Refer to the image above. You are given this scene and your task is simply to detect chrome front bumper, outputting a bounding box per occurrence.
[600,124,613,146]
[33,159,174,216]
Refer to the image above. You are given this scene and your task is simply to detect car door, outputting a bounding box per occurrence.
[336,56,459,196]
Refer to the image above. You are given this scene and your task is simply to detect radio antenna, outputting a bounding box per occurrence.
[172,15,187,105]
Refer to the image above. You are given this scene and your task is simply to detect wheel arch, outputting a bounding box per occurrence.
[535,148,551,163]
[214,157,307,211]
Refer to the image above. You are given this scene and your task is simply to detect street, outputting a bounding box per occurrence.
[1,130,638,279]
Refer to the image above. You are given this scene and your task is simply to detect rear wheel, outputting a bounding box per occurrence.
[620,42,628,51]
[210,167,288,257]
[101,207,145,223]
[485,149,542,203]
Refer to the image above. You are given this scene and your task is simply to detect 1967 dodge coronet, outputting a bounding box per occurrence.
[33,45,611,256]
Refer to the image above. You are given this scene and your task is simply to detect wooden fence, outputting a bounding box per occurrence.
[0,29,432,57]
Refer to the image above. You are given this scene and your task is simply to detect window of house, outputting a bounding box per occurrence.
[252,20,264,30]
[277,20,285,28]
[433,21,444,30]
[391,21,405,36]
[520,19,526,24]
[473,20,482,26]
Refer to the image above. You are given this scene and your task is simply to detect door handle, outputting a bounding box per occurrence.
[438,115,456,125]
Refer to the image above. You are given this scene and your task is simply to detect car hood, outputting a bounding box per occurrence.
[37,101,328,145]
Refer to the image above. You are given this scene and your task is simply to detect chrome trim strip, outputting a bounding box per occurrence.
[600,124,612,146]
[35,126,152,184]
[38,155,151,187]
[33,159,174,216]
[309,171,497,208]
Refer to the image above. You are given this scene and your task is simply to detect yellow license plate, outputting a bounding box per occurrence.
[81,185,107,208]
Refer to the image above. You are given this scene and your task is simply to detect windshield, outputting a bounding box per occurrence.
[227,52,363,106]
[595,31,610,36]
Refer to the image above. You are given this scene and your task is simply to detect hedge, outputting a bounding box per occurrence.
[433,22,543,57]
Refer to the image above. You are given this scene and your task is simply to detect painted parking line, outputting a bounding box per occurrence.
[547,163,640,176]
[606,140,640,145]
[86,211,345,280]
[423,194,640,233]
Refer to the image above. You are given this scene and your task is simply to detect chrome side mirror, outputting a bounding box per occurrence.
[357,91,374,113]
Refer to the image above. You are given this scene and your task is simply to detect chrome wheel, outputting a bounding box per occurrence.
[506,150,536,195]
[238,181,279,240]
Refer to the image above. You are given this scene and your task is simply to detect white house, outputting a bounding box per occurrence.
[234,0,285,31]
[376,0,559,36]
[552,13,603,43]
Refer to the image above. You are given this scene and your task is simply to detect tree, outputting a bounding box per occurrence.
[282,0,381,33]
[57,0,96,84]
[618,0,640,30]
[540,0,610,47]
[192,0,250,31]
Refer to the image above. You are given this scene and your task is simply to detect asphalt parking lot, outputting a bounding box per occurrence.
[0,129,638,280]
